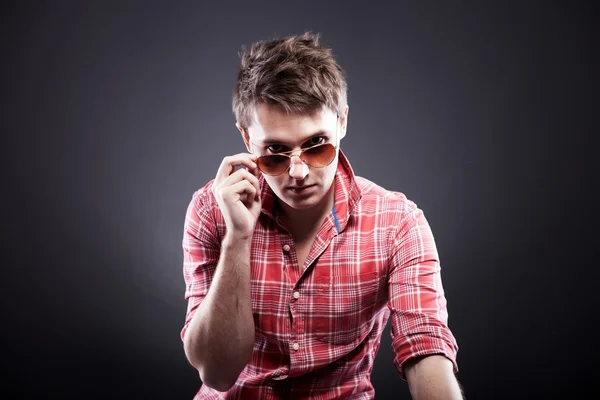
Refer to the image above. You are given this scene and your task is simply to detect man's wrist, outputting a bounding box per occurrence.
[222,233,253,249]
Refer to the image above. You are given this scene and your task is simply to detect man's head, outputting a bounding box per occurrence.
[232,32,349,211]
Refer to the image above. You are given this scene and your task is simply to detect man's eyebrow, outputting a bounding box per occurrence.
[260,130,329,146]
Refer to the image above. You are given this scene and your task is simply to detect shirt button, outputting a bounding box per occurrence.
[293,291,300,299]
[292,343,299,351]
[282,244,291,252]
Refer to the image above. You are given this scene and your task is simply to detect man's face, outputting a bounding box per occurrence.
[239,103,347,211]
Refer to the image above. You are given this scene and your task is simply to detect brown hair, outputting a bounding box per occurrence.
[232,32,348,130]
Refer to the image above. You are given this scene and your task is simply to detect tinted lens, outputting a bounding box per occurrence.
[301,144,336,167]
[256,154,290,175]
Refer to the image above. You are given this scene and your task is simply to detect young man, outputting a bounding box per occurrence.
[181,32,463,399]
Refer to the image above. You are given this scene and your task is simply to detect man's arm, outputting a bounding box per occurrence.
[183,235,255,392]
[405,355,464,400]
[182,154,262,392]
[385,200,461,395]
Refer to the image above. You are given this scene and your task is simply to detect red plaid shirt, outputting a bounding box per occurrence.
[181,150,459,399]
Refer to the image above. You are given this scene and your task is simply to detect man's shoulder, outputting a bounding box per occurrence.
[187,179,219,213]
[354,176,418,213]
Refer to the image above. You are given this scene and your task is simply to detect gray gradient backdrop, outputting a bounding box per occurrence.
[3,1,596,399]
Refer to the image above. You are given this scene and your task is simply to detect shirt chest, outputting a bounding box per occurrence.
[248,230,390,346]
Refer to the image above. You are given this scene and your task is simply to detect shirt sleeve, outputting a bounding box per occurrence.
[387,201,459,379]
[180,190,221,342]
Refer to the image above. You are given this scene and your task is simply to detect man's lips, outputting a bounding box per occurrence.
[287,185,315,193]
[287,184,314,189]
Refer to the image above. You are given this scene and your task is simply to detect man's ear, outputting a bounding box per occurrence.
[339,105,349,140]
[236,122,252,153]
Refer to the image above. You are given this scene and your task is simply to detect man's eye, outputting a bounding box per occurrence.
[267,137,325,153]
[309,136,326,146]
[267,145,283,153]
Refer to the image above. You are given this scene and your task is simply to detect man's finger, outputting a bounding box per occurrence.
[221,169,260,194]
[215,153,258,182]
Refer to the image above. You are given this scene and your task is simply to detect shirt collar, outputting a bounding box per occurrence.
[258,149,362,233]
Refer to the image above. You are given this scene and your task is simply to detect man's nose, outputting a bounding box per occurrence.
[288,154,309,180]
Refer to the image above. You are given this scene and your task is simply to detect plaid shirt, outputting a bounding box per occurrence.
[181,150,458,399]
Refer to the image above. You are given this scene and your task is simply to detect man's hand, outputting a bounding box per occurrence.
[212,153,262,240]
[405,355,464,400]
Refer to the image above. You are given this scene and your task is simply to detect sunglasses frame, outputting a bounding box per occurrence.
[249,115,340,176]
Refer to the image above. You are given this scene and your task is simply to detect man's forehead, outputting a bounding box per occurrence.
[248,104,336,143]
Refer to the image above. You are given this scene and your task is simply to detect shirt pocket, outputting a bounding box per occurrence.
[312,270,382,346]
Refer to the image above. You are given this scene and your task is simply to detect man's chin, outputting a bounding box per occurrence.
[282,197,319,210]
[278,191,323,210]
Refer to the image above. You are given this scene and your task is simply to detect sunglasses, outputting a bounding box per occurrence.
[250,116,339,176]
[254,142,336,176]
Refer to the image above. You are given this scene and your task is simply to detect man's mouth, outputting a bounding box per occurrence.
[287,184,316,193]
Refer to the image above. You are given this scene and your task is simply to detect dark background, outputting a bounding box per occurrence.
[3,1,596,399]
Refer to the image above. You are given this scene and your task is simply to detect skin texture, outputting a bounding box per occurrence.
[404,355,464,399]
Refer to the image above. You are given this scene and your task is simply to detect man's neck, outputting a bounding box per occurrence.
[277,183,336,242]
